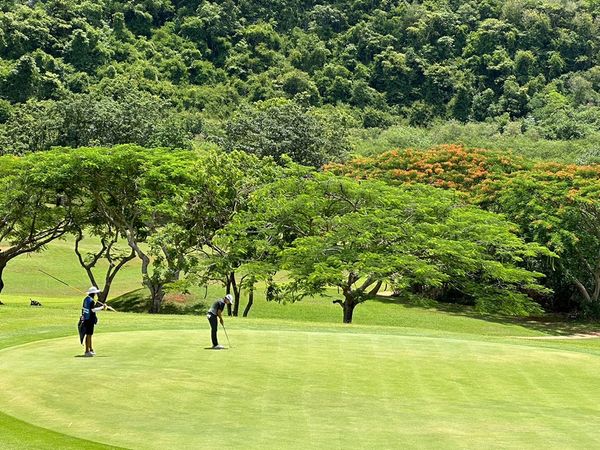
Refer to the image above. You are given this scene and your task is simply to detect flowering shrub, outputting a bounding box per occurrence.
[325,145,530,191]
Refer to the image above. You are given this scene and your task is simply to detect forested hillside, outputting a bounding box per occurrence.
[1,0,600,159]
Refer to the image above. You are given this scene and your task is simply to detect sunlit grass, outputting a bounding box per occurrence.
[2,240,600,449]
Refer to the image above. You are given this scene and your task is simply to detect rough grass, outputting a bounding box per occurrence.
[1,236,142,299]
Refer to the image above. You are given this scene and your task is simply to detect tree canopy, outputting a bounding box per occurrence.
[232,172,550,322]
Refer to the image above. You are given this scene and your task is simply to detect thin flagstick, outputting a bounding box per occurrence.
[222,322,232,348]
[38,269,84,294]
[37,269,117,311]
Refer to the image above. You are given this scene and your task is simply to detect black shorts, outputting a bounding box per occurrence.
[83,320,95,336]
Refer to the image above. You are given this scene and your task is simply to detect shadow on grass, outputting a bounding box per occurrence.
[371,294,600,336]
[110,289,208,316]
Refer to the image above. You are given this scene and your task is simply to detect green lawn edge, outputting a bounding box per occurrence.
[0,411,122,450]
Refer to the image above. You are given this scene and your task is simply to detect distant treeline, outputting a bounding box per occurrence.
[1,0,600,155]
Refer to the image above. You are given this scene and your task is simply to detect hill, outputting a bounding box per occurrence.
[1,0,599,159]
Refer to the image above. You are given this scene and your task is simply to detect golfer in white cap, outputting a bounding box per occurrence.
[81,286,106,357]
[206,294,233,349]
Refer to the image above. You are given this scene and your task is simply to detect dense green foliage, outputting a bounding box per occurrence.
[0,146,553,320]
[236,172,550,322]
[329,145,600,317]
[1,0,600,318]
[1,0,600,157]
[0,145,281,311]
[482,163,600,317]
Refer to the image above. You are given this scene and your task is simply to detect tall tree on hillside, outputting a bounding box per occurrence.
[222,100,349,167]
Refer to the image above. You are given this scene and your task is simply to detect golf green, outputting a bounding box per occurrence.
[1,329,599,449]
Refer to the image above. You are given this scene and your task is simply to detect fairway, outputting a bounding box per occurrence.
[1,327,600,449]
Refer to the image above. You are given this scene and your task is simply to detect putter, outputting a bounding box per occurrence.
[222,322,232,349]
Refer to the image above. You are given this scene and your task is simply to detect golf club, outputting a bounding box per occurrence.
[222,322,232,348]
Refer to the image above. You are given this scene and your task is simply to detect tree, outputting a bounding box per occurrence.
[372,48,411,104]
[447,84,473,122]
[99,146,277,313]
[246,173,550,323]
[73,225,135,303]
[223,100,346,167]
[499,77,529,118]
[481,163,600,317]
[514,50,537,84]
[64,28,110,73]
[63,145,198,312]
[201,215,279,317]
[279,69,321,105]
[99,146,214,313]
[2,56,40,103]
[325,145,529,192]
[0,150,78,295]
[191,150,282,316]
[0,100,63,155]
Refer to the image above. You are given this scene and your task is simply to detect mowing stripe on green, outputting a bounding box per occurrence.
[1,330,599,449]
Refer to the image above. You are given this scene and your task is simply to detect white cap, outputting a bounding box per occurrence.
[87,286,101,294]
[224,294,233,303]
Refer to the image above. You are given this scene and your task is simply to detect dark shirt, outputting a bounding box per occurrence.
[82,296,97,322]
[208,299,226,316]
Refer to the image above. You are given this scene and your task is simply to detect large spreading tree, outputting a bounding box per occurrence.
[482,163,600,316]
[239,173,552,323]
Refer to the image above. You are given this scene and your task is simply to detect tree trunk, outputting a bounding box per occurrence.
[230,272,242,317]
[227,273,234,316]
[149,283,165,313]
[0,259,6,295]
[124,231,163,312]
[342,297,357,324]
[98,286,109,304]
[101,249,136,303]
[592,267,600,303]
[243,286,254,317]
[233,289,241,316]
[368,280,383,297]
[573,277,592,305]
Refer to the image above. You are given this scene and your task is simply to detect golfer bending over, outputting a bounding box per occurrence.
[81,287,106,357]
[207,294,233,349]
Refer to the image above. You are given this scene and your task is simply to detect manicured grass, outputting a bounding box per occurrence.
[2,298,600,448]
[0,411,119,450]
[2,240,600,448]
[2,324,600,449]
